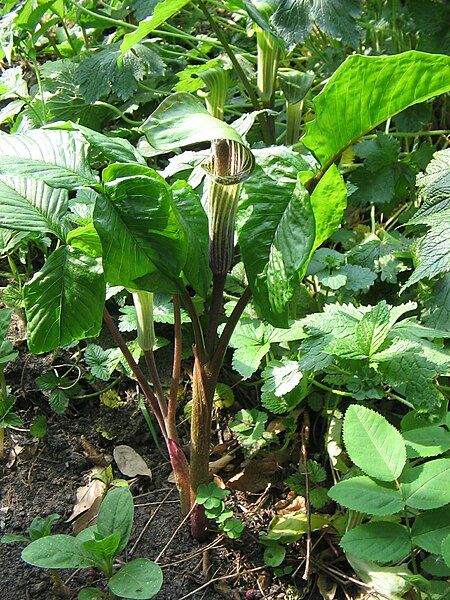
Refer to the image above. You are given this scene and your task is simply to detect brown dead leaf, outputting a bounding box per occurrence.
[80,436,108,466]
[227,457,280,492]
[266,418,287,435]
[277,495,306,515]
[317,573,337,599]
[167,471,176,484]
[212,474,226,489]
[113,445,152,478]
[6,443,24,468]
[211,441,233,455]
[72,495,102,536]
[209,453,235,474]
[66,467,106,522]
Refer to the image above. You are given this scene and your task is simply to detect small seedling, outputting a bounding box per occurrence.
[18,486,163,599]
[2,513,60,544]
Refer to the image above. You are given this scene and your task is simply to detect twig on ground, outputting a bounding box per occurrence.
[154,502,197,563]
[129,489,174,556]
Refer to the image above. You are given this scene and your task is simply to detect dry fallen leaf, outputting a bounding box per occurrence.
[317,573,337,599]
[277,495,307,515]
[209,453,235,474]
[114,445,152,478]
[66,467,106,522]
[227,457,280,492]
[80,435,108,466]
[72,495,102,535]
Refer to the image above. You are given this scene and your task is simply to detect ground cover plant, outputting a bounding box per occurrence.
[0,1,449,599]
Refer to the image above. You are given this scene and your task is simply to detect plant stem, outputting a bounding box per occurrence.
[103,309,168,439]
[94,101,142,125]
[197,0,272,146]
[168,294,182,440]
[0,365,6,460]
[311,379,353,397]
[206,272,226,355]
[178,287,207,363]
[72,373,125,400]
[211,286,252,372]
[144,350,168,418]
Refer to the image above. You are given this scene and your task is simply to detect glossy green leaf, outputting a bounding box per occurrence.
[23,246,105,354]
[263,542,286,567]
[121,0,191,54]
[442,534,450,568]
[82,532,121,563]
[0,175,69,239]
[403,426,450,458]
[400,458,450,509]
[94,166,186,291]
[56,122,146,165]
[412,506,450,554]
[329,476,404,516]
[421,554,450,578]
[171,181,211,297]
[265,512,331,543]
[310,165,347,251]
[0,129,97,189]
[343,405,406,481]
[108,558,163,599]
[77,589,104,600]
[340,522,410,563]
[141,93,242,155]
[303,51,450,171]
[238,150,315,326]
[97,487,134,554]
[67,223,102,258]
[21,535,95,569]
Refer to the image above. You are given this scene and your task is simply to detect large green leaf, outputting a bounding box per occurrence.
[412,506,450,554]
[94,164,186,291]
[23,246,105,354]
[340,522,411,564]
[21,535,95,569]
[400,458,450,509]
[343,405,406,481]
[0,129,97,189]
[140,93,242,155]
[171,181,211,297]
[121,0,191,54]
[303,51,450,171]
[238,148,316,326]
[0,175,69,239]
[310,165,347,250]
[329,476,405,516]
[270,0,362,48]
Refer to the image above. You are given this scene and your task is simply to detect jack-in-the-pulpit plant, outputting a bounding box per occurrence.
[0,27,449,544]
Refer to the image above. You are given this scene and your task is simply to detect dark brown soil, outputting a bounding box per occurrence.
[0,336,330,600]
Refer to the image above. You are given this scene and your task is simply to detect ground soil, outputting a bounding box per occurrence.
[0,326,332,600]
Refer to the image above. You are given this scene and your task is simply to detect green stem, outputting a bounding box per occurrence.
[197,0,272,146]
[72,374,124,400]
[61,19,78,54]
[311,379,353,397]
[286,100,303,146]
[65,0,136,29]
[94,101,142,125]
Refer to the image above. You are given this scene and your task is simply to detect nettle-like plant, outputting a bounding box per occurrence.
[0,45,449,541]
[329,405,450,600]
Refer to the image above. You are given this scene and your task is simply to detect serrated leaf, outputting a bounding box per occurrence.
[340,522,410,563]
[232,343,271,380]
[400,458,450,509]
[84,344,111,381]
[303,51,450,171]
[403,426,450,458]
[49,389,69,414]
[78,43,164,103]
[422,274,450,331]
[442,534,450,568]
[343,405,406,481]
[412,506,450,554]
[355,301,390,357]
[23,246,105,354]
[329,476,404,516]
